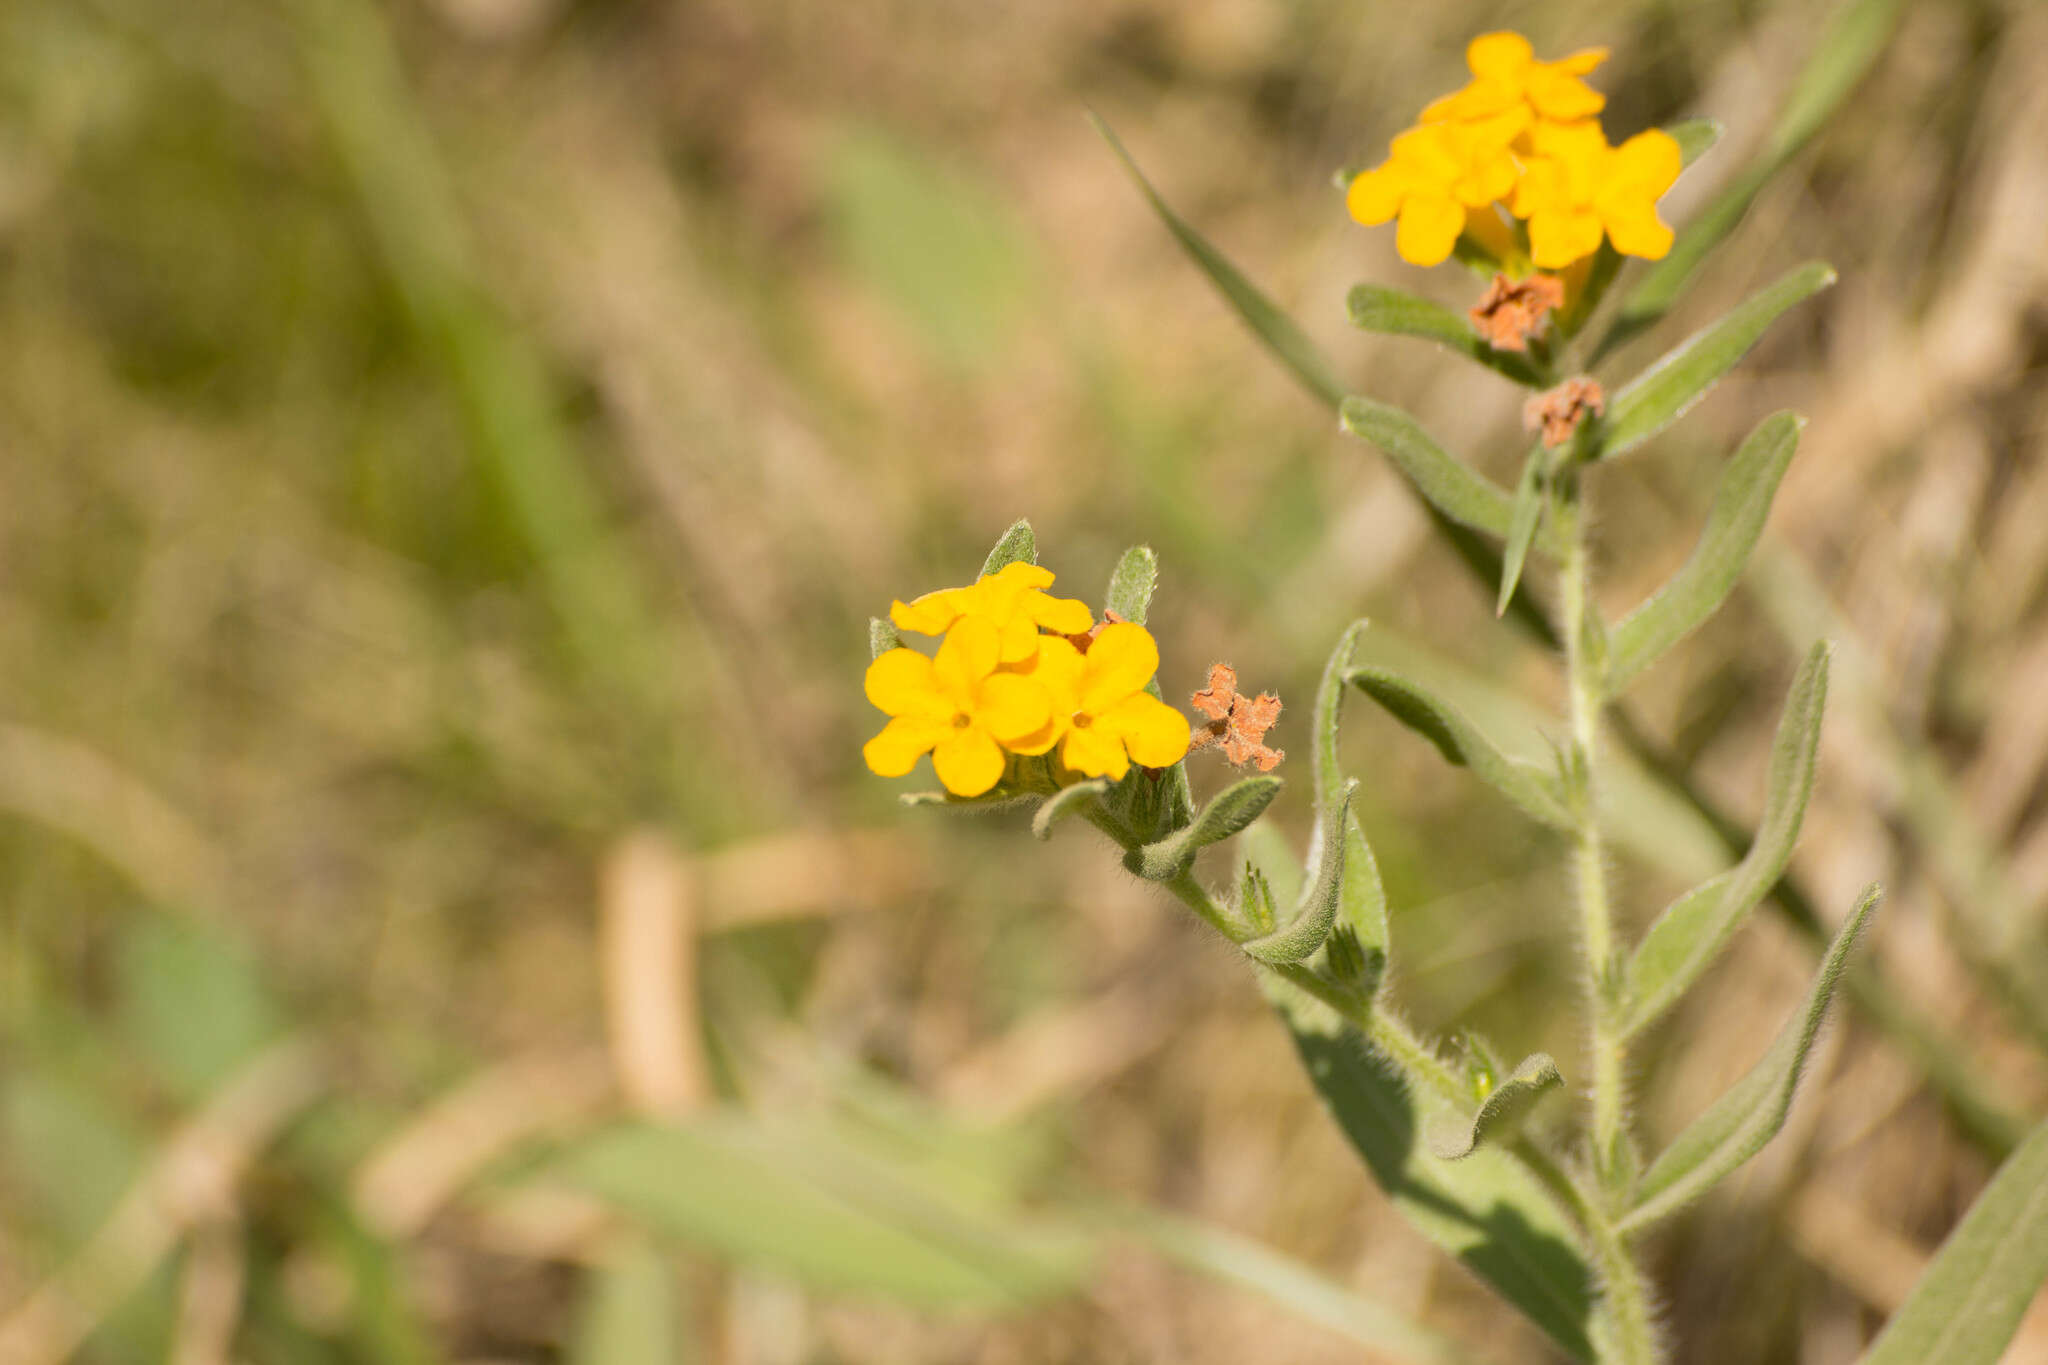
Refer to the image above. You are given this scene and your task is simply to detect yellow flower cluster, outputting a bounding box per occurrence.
[864,562,1191,796]
[1347,32,1682,271]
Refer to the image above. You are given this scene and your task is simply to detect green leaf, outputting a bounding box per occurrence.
[980,518,1037,576]
[1858,1114,2048,1365]
[1312,621,1388,995]
[1622,884,1882,1234]
[1610,0,1904,346]
[1340,398,1562,555]
[1600,263,1835,460]
[1345,285,1544,387]
[1266,986,1600,1360]
[1032,779,1110,841]
[868,617,901,661]
[1427,1053,1565,1161]
[1091,113,1344,409]
[1620,642,1831,1039]
[1125,776,1284,881]
[1244,781,1355,965]
[1497,447,1545,618]
[1347,667,1573,829]
[571,1237,684,1365]
[1667,118,1723,168]
[1605,412,1804,693]
[546,1117,1093,1309]
[115,917,281,1101]
[1105,544,1158,625]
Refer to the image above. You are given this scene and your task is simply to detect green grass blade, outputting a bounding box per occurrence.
[571,1237,685,1365]
[1347,667,1573,829]
[1621,642,1830,1038]
[1601,263,1835,460]
[1623,884,1881,1233]
[1091,112,1344,410]
[1858,1114,2048,1365]
[1606,412,1804,693]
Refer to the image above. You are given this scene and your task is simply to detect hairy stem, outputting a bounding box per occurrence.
[1555,479,1630,1194]
[1516,1140,1662,1364]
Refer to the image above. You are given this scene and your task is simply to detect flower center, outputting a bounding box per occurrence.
[1071,711,1093,729]
[952,712,973,729]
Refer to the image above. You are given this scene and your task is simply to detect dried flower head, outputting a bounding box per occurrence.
[1470,272,1567,352]
[1188,664,1285,773]
[1525,376,1606,449]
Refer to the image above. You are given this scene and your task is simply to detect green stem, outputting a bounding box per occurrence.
[1515,1140,1662,1365]
[1556,478,1630,1195]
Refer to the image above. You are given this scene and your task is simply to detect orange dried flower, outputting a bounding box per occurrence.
[1469,272,1566,352]
[1525,376,1605,449]
[1188,664,1285,773]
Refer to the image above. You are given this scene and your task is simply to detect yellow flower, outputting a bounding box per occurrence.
[1510,120,1682,269]
[889,562,1092,665]
[863,617,1053,796]
[1008,627,1190,782]
[1422,31,1609,126]
[1348,110,1529,267]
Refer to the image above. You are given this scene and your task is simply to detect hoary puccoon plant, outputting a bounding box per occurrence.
[865,32,2048,1365]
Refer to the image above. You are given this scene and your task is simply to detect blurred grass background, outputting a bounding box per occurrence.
[1,0,2046,1361]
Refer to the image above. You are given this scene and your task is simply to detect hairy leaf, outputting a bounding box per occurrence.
[1427,1053,1566,1161]
[1601,263,1835,460]
[1341,398,1562,555]
[869,617,901,661]
[1091,114,1344,409]
[1858,1113,2048,1365]
[1345,285,1544,387]
[1032,779,1111,841]
[980,518,1037,576]
[1125,776,1283,881]
[1621,642,1830,1038]
[1348,667,1573,829]
[1623,884,1881,1233]
[1105,544,1158,625]
[1497,447,1545,618]
[1245,782,1355,965]
[1312,622,1388,995]
[1606,413,1803,693]
[1666,118,1723,168]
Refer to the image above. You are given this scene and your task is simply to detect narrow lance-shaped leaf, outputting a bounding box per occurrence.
[1622,884,1882,1234]
[1428,1053,1566,1161]
[1857,1113,2048,1365]
[1497,447,1545,618]
[1345,285,1545,387]
[1310,622,1388,995]
[1245,782,1355,966]
[869,617,901,661]
[1126,776,1283,881]
[1090,113,1344,410]
[1105,545,1158,625]
[1620,641,1830,1039]
[1341,398,1563,556]
[980,519,1037,576]
[1666,118,1723,168]
[1606,412,1804,694]
[1347,667,1574,830]
[1608,0,1905,348]
[1032,779,1110,841]
[1261,977,1603,1359]
[1599,262,1836,460]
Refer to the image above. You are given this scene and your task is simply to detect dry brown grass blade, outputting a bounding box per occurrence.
[600,830,709,1119]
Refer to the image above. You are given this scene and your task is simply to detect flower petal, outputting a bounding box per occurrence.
[1528,207,1604,269]
[975,672,1052,745]
[863,716,946,776]
[997,615,1044,664]
[1611,129,1682,197]
[1100,693,1193,769]
[986,562,1056,591]
[1347,163,1410,226]
[1466,31,1532,80]
[1395,194,1467,267]
[1602,201,1674,260]
[933,728,1006,796]
[1061,726,1130,782]
[889,588,970,636]
[1026,591,1093,637]
[1079,623,1161,716]
[1553,46,1609,76]
[1525,68,1604,121]
[932,616,1001,706]
[865,648,946,718]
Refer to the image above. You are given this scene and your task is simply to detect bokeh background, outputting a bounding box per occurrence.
[3,0,2046,1361]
